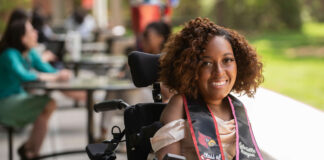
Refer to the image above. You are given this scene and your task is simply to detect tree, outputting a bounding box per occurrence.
[0,0,31,33]
[172,0,201,26]
[208,0,302,31]
[303,0,324,22]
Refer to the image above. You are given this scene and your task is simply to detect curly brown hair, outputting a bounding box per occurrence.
[159,17,263,98]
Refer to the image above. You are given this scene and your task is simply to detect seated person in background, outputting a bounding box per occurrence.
[31,7,54,44]
[9,8,86,102]
[151,18,264,160]
[142,21,174,103]
[0,12,70,159]
[31,7,69,70]
[142,21,171,54]
[31,7,57,62]
[64,7,96,42]
[4,8,56,63]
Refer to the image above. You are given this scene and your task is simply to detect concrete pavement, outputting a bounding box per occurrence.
[1,88,323,160]
[0,90,128,160]
[235,88,324,160]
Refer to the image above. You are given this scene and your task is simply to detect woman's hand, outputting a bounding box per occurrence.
[38,69,72,82]
[41,50,57,62]
[57,69,72,81]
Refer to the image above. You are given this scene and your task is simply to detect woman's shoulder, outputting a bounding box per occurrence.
[28,48,38,54]
[1,48,20,55]
[160,94,185,124]
[27,48,42,60]
[0,48,21,59]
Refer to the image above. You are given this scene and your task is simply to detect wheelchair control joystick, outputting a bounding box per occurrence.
[88,126,125,160]
[152,82,162,102]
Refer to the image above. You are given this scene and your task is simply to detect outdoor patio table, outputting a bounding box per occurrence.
[63,53,126,76]
[24,77,137,144]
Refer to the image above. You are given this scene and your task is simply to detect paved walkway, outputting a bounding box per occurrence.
[235,88,324,160]
[1,88,323,160]
[0,90,128,160]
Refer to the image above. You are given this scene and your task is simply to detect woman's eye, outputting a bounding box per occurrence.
[223,58,235,63]
[202,61,213,67]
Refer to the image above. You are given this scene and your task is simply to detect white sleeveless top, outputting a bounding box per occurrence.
[150,117,236,160]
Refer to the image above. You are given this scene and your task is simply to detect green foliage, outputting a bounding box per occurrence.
[172,0,303,31]
[208,0,302,31]
[172,0,201,26]
[249,22,324,109]
[0,0,31,33]
[303,0,324,22]
[273,0,302,29]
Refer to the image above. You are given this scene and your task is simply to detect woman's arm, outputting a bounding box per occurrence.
[4,50,38,81]
[29,49,57,73]
[38,69,71,82]
[156,94,184,160]
[3,49,70,82]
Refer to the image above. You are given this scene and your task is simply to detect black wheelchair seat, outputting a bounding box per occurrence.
[86,102,165,160]
[86,51,186,160]
[86,51,165,160]
[124,103,165,160]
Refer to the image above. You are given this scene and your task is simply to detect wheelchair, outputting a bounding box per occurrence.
[86,51,186,160]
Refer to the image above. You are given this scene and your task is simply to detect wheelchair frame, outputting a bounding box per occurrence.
[86,51,186,160]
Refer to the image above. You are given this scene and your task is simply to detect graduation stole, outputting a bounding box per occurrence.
[183,94,263,160]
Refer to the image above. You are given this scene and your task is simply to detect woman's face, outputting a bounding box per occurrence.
[21,21,38,49]
[142,29,164,54]
[197,36,237,104]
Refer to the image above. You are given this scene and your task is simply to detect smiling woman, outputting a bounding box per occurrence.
[150,17,264,160]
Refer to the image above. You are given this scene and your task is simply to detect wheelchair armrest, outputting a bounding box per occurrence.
[124,103,166,160]
[128,121,163,149]
[94,99,129,112]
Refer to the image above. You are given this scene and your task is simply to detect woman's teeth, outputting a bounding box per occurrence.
[212,81,226,86]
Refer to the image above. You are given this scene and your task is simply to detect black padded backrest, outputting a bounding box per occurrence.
[124,103,166,160]
[128,51,160,87]
[45,40,65,61]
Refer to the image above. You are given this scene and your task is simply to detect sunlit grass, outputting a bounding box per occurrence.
[249,22,324,110]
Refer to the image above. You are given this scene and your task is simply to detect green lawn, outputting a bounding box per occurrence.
[248,22,324,110]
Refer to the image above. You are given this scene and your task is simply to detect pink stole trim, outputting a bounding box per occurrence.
[227,96,263,160]
[183,95,202,160]
[183,95,225,160]
[205,104,225,160]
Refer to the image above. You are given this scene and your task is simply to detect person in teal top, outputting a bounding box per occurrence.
[0,9,71,159]
[0,48,57,98]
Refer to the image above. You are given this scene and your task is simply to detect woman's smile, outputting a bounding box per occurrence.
[198,36,237,104]
[210,80,227,88]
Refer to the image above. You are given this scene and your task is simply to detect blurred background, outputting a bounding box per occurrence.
[1,0,322,110]
[0,0,323,160]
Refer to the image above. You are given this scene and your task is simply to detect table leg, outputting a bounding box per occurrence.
[74,64,79,77]
[87,90,95,143]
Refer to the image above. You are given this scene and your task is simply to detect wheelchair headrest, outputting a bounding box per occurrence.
[128,51,160,87]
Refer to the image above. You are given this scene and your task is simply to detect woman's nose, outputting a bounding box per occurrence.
[212,63,225,76]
